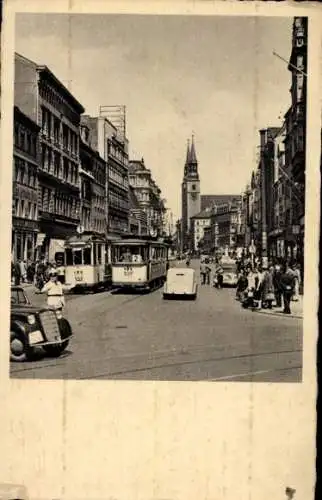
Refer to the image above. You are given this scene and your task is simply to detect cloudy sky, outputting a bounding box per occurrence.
[15,14,293,220]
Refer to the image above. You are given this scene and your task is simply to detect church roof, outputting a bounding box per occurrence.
[191,208,213,219]
[201,194,241,211]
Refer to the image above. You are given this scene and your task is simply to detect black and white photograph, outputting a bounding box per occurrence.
[0,2,319,500]
[8,13,307,382]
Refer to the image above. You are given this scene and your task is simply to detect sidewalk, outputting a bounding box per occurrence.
[253,295,303,319]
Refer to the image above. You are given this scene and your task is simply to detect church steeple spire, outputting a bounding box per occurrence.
[183,134,199,180]
[190,134,197,164]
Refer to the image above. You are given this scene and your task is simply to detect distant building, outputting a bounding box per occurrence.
[201,194,239,212]
[14,53,85,261]
[79,123,106,236]
[211,197,242,255]
[181,136,201,251]
[128,158,166,237]
[12,106,40,262]
[191,208,212,252]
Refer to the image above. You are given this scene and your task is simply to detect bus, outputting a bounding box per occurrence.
[111,238,169,292]
[64,233,111,292]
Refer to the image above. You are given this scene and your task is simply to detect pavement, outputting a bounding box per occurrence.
[250,296,303,320]
[10,261,303,382]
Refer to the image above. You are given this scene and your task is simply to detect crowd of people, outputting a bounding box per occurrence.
[235,258,302,314]
[11,257,65,289]
[196,255,302,315]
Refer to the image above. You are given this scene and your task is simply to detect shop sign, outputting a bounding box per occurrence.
[36,233,46,246]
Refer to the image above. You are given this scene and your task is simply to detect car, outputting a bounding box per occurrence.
[163,267,198,300]
[10,286,73,362]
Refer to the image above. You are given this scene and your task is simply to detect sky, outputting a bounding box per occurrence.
[15,14,293,221]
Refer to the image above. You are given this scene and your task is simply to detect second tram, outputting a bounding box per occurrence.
[111,238,169,291]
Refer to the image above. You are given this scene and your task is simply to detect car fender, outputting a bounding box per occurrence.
[58,317,73,340]
[10,319,29,337]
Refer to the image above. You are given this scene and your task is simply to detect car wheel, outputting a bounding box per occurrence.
[43,340,69,358]
[10,330,29,362]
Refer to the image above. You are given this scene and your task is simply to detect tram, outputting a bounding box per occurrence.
[64,233,111,292]
[111,237,169,291]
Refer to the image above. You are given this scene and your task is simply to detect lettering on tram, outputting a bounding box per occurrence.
[111,238,169,292]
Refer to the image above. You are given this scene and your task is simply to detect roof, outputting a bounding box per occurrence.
[14,106,40,131]
[191,208,213,219]
[201,194,241,211]
[15,53,85,114]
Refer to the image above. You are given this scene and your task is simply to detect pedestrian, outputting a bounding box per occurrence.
[19,259,27,283]
[204,258,211,285]
[273,261,283,308]
[36,269,65,310]
[236,269,248,300]
[280,262,296,314]
[253,265,264,309]
[214,261,224,289]
[200,260,206,285]
[261,264,275,309]
[292,262,301,302]
[14,260,21,285]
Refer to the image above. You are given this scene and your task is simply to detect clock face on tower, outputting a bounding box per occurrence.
[191,192,197,200]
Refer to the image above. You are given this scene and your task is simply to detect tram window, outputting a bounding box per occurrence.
[83,247,91,265]
[120,247,132,262]
[65,249,73,265]
[73,250,82,265]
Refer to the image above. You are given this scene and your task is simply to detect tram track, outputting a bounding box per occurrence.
[10,344,302,380]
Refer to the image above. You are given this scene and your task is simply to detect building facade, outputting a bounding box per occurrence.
[211,197,242,255]
[79,123,106,236]
[12,106,40,262]
[128,186,148,236]
[191,208,212,252]
[81,114,129,239]
[128,158,166,237]
[181,137,201,251]
[14,53,85,262]
[284,16,307,265]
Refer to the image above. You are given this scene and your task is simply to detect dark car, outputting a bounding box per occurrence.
[10,286,73,362]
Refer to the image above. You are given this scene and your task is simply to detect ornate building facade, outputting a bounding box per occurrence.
[128,158,166,237]
[12,106,40,262]
[181,136,201,252]
[14,53,85,261]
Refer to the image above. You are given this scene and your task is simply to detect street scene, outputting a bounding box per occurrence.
[10,15,306,381]
[10,259,302,381]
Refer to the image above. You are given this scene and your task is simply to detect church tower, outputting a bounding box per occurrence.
[181,135,201,251]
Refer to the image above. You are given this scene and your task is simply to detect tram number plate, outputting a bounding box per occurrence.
[124,266,133,276]
[74,270,83,282]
